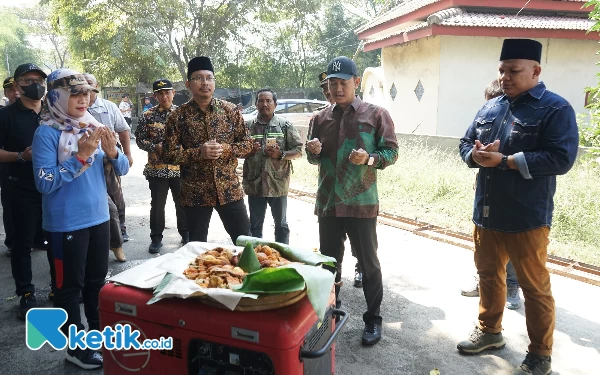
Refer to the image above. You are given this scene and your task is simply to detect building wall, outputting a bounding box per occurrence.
[381,37,441,135]
[436,36,599,137]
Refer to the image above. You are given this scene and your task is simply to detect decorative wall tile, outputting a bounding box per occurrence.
[414,80,424,101]
[390,83,397,101]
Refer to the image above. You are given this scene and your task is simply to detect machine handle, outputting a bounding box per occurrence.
[300,309,348,359]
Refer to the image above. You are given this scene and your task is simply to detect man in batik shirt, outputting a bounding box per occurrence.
[306,56,398,346]
[135,78,188,254]
[163,56,253,243]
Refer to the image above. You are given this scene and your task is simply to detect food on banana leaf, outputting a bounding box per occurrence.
[254,245,291,268]
[183,247,246,288]
[183,245,294,289]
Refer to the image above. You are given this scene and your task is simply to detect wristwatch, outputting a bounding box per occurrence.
[16,152,26,163]
[279,151,286,161]
[497,154,509,170]
[367,154,375,166]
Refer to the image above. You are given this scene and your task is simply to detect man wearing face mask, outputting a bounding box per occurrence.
[0,63,55,319]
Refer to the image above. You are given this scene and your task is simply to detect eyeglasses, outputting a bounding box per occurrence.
[17,78,47,86]
[189,76,215,83]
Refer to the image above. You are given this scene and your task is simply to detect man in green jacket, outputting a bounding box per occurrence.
[243,88,303,244]
[306,56,398,346]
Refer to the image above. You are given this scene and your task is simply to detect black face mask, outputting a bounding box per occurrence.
[20,83,46,101]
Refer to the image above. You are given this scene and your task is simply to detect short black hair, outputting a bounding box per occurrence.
[484,79,502,100]
[122,94,129,98]
[255,88,277,104]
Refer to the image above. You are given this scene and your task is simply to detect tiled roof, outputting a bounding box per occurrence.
[356,0,442,33]
[436,12,594,30]
[357,0,591,35]
[364,10,594,46]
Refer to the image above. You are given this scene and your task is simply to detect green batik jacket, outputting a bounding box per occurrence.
[242,115,303,197]
[306,96,398,218]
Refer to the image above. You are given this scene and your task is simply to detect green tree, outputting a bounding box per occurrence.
[583,0,600,147]
[0,8,41,78]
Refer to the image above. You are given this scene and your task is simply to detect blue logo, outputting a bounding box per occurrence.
[26,308,68,350]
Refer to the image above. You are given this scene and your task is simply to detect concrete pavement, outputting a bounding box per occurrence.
[0,144,598,374]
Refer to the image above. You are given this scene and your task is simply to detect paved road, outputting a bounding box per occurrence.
[0,144,598,374]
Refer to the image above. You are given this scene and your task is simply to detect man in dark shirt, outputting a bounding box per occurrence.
[306,56,398,346]
[163,56,253,243]
[135,78,188,253]
[457,39,579,375]
[0,63,55,319]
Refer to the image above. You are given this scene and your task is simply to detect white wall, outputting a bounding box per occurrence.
[381,37,441,135]
[362,69,386,107]
[437,36,599,137]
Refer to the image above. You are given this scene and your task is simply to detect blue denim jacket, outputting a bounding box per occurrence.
[459,82,579,232]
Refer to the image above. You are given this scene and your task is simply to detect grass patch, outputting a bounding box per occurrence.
[291,139,600,267]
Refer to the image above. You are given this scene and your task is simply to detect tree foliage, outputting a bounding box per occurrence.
[0,7,41,78]
[44,0,389,90]
[583,0,600,147]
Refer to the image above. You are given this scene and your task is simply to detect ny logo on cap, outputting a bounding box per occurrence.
[332,61,342,72]
[157,81,166,87]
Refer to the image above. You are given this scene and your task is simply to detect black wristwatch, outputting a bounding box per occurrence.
[497,154,509,170]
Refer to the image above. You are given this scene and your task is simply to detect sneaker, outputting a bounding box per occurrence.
[461,276,480,297]
[66,348,103,370]
[354,262,363,288]
[506,285,522,310]
[362,323,382,345]
[457,326,506,354]
[111,247,126,262]
[513,352,551,375]
[148,240,163,254]
[18,293,37,319]
[121,230,130,242]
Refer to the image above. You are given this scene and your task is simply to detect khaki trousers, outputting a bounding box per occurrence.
[473,225,555,356]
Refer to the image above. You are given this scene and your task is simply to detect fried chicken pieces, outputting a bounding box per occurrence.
[254,245,290,268]
[183,245,291,289]
[183,247,245,289]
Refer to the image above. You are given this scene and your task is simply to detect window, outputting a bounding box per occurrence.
[274,103,286,114]
[286,103,307,113]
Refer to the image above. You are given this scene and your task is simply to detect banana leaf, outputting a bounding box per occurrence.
[232,263,334,320]
[237,242,261,273]
[236,236,336,268]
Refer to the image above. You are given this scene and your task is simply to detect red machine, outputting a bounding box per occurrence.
[99,282,347,375]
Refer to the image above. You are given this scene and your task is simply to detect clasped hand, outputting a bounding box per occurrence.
[471,140,502,167]
[76,127,118,160]
[200,139,223,160]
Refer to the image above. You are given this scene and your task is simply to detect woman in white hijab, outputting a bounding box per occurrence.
[32,68,129,370]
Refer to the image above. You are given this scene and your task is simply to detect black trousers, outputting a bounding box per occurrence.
[9,181,55,296]
[184,199,250,244]
[248,196,290,244]
[49,221,109,334]
[148,176,187,240]
[104,159,126,231]
[1,172,13,248]
[318,216,383,325]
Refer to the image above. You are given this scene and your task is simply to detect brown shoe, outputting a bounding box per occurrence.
[111,247,126,262]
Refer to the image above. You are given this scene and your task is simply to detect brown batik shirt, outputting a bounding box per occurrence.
[135,104,180,178]
[306,96,398,218]
[163,98,253,207]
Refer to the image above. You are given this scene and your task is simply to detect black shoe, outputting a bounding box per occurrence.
[362,323,382,346]
[180,233,189,245]
[18,293,37,319]
[122,230,130,242]
[66,348,103,370]
[148,240,163,254]
[33,242,47,250]
[354,263,363,288]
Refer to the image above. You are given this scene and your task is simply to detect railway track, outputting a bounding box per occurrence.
[287,187,600,287]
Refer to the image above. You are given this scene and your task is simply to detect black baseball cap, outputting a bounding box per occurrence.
[14,63,47,79]
[153,78,173,92]
[326,56,358,80]
[3,77,15,88]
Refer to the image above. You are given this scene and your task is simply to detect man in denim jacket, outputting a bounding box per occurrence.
[457,39,578,375]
